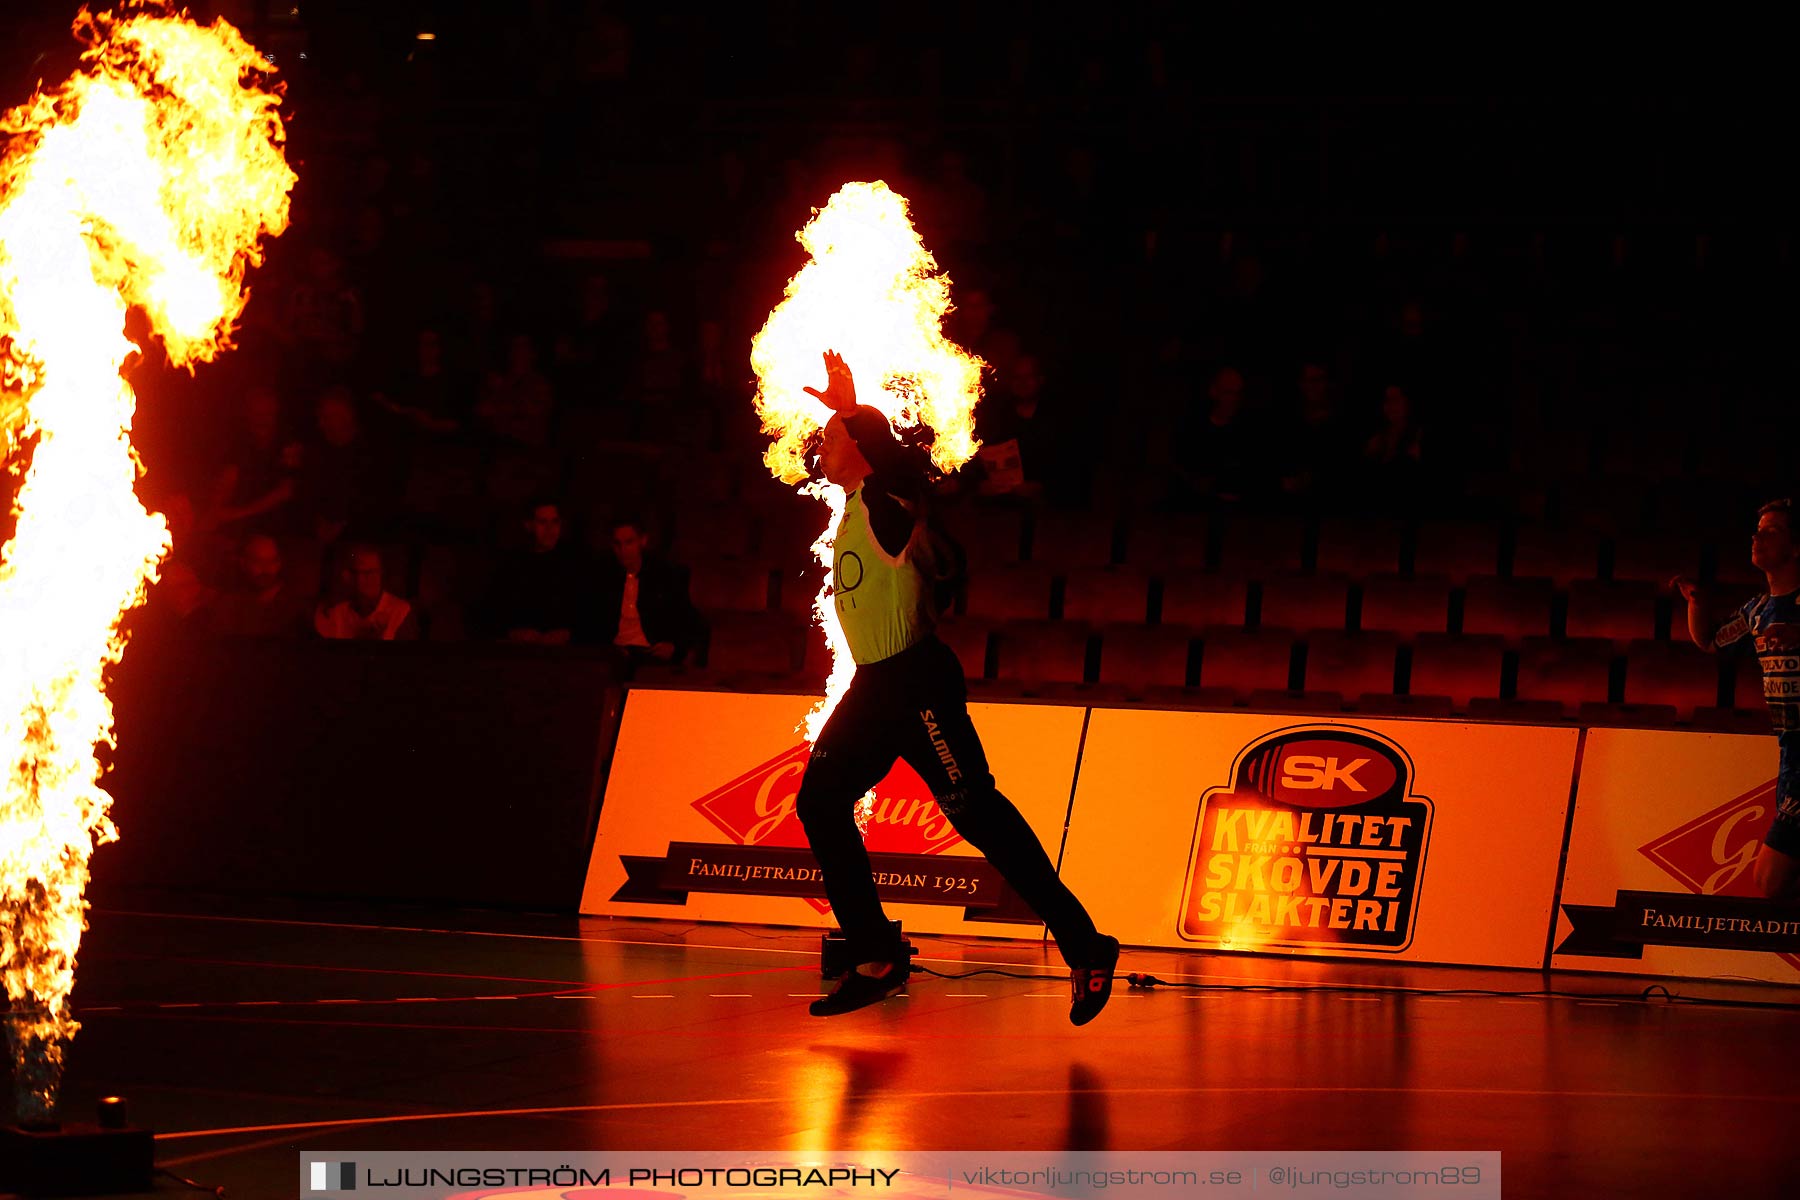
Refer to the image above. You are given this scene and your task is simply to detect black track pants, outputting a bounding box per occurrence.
[794,635,1104,967]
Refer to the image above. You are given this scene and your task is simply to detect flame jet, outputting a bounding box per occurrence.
[0,8,294,1122]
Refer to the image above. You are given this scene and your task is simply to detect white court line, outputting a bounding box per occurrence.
[709,994,753,998]
[788,993,829,998]
[1341,996,1381,1002]
[94,909,1313,989]
[316,999,358,1005]
[631,994,675,999]
[157,1083,1800,1142]
[944,993,988,998]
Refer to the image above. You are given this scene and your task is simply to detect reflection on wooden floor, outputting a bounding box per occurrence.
[51,889,1800,1200]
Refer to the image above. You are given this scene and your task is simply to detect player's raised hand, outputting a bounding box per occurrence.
[803,349,857,413]
[1669,574,1701,602]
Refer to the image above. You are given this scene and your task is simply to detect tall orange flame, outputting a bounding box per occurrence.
[749,182,983,761]
[0,8,293,1122]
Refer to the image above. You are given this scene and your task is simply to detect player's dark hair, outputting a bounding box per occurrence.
[1758,498,1794,530]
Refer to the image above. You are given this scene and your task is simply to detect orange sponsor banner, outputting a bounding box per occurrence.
[1058,711,1578,968]
[578,688,1085,939]
[1552,728,1800,984]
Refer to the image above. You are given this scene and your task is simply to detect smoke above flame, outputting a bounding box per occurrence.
[749,182,983,750]
[0,8,293,1121]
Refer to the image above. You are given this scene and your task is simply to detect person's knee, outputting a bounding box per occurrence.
[1753,845,1800,901]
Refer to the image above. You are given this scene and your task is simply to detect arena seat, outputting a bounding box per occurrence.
[1622,640,1721,717]
[1358,573,1453,635]
[703,611,802,677]
[1160,571,1251,627]
[1411,519,1500,582]
[1462,575,1555,640]
[1095,623,1194,691]
[1258,573,1352,632]
[1197,627,1296,696]
[1029,511,1118,568]
[1515,636,1615,708]
[1315,517,1404,577]
[1510,524,1603,584]
[1061,566,1153,624]
[1610,531,1703,584]
[1124,514,1210,571]
[1733,653,1765,711]
[1216,515,1307,576]
[1408,633,1505,708]
[1564,579,1659,644]
[687,556,775,612]
[671,502,759,561]
[1578,701,1680,727]
[934,617,994,680]
[1303,632,1401,698]
[993,619,1092,684]
[944,506,1026,564]
[962,562,1055,620]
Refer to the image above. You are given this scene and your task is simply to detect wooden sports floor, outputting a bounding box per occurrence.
[29,889,1800,1199]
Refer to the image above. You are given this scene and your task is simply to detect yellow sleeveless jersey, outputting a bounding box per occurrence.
[832,487,932,664]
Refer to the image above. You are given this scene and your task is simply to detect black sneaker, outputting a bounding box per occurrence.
[810,961,908,1016]
[1069,935,1121,1026]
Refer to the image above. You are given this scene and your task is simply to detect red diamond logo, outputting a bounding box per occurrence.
[691,744,966,912]
[1638,777,1796,969]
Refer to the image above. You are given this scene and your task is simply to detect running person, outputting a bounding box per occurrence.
[796,350,1121,1020]
[1674,497,1800,900]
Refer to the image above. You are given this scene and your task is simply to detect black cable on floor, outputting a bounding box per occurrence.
[156,1165,227,1197]
[906,966,1800,1011]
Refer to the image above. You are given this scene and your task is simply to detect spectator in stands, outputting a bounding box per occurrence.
[595,514,705,670]
[972,353,1081,504]
[1170,365,1263,508]
[951,285,1021,382]
[631,309,687,432]
[477,333,556,448]
[284,247,364,382]
[206,385,301,537]
[1279,361,1353,505]
[295,386,381,545]
[208,534,311,638]
[1673,498,1800,900]
[1361,383,1427,510]
[315,544,419,640]
[554,272,630,407]
[137,557,215,639]
[483,499,589,645]
[373,326,470,438]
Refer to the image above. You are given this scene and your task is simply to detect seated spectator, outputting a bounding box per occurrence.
[206,385,301,536]
[477,332,556,448]
[553,272,630,407]
[1362,383,1426,510]
[1170,366,1265,508]
[972,353,1077,503]
[314,544,419,640]
[595,515,705,671]
[209,534,311,638]
[372,326,472,438]
[135,557,216,639]
[483,499,590,645]
[631,309,686,417]
[283,246,364,385]
[295,387,381,545]
[1279,361,1354,504]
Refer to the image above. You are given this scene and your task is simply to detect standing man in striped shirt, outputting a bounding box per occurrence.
[1675,497,1800,899]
